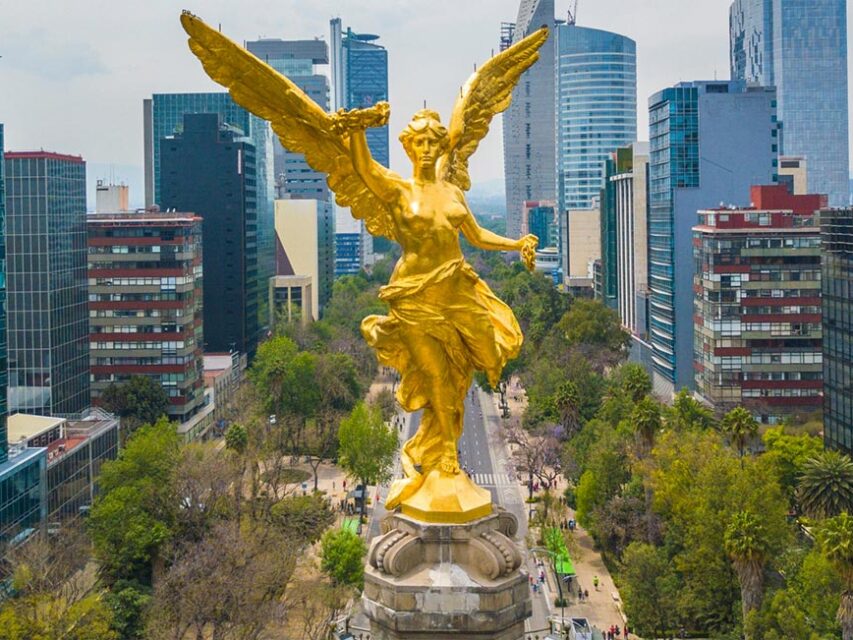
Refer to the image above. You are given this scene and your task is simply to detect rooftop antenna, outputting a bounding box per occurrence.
[423,99,427,109]
[567,0,579,25]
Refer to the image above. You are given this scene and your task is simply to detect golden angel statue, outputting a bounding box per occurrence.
[180,12,546,523]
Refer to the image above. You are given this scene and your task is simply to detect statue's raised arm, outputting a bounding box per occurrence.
[180,11,401,241]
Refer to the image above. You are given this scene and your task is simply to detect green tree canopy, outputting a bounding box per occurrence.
[270,493,335,546]
[720,406,760,460]
[337,402,397,489]
[556,298,631,354]
[798,449,853,519]
[817,512,853,640]
[99,375,170,435]
[320,529,367,588]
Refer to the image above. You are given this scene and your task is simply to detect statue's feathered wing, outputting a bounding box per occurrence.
[440,27,549,191]
[180,12,399,240]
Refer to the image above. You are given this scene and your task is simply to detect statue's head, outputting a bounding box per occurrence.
[400,109,449,168]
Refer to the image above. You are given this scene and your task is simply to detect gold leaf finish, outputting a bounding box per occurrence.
[181,11,545,523]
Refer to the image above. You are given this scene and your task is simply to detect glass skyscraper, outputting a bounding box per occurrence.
[0,125,7,460]
[4,151,90,417]
[160,113,260,357]
[144,93,274,335]
[648,81,778,393]
[555,25,637,214]
[502,0,557,240]
[730,0,849,206]
[245,38,331,201]
[330,18,390,272]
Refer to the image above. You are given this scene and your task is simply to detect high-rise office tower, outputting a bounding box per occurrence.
[502,0,557,240]
[88,212,205,422]
[160,113,260,356]
[648,81,778,394]
[330,17,389,268]
[555,25,637,214]
[695,185,825,423]
[143,93,274,329]
[245,38,331,201]
[0,126,6,458]
[4,151,90,417]
[730,0,849,206]
[600,142,649,337]
[823,208,853,452]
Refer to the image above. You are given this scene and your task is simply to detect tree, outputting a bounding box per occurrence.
[103,580,152,640]
[146,523,297,640]
[761,427,823,506]
[553,380,581,437]
[556,298,631,355]
[620,542,680,639]
[270,493,335,545]
[320,529,367,588]
[89,417,181,585]
[100,375,170,438]
[666,388,715,431]
[817,512,853,640]
[225,423,248,455]
[611,363,652,404]
[720,407,759,461]
[725,510,770,634]
[0,529,118,640]
[631,396,662,455]
[337,402,398,520]
[798,449,853,519]
[371,388,398,422]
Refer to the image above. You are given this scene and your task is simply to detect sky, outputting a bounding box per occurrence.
[1,0,850,208]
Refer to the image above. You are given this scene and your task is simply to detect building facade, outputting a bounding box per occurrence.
[822,208,853,452]
[608,142,650,337]
[554,24,637,215]
[245,38,331,201]
[274,199,334,318]
[560,202,600,291]
[502,0,557,240]
[730,0,849,206]
[143,93,274,332]
[330,18,389,266]
[8,411,119,524]
[648,81,779,394]
[522,201,558,249]
[0,126,7,461]
[159,113,260,356]
[4,151,90,416]
[694,185,825,423]
[87,212,205,422]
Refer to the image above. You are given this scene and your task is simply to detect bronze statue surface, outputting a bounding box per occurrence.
[180,12,545,523]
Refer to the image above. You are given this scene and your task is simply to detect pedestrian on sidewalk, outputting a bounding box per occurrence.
[577,587,583,601]
[593,575,600,590]
[584,589,589,600]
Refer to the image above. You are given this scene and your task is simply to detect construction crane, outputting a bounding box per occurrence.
[567,0,579,25]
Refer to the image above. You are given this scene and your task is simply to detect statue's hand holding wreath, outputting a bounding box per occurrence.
[517,234,539,271]
[330,101,391,135]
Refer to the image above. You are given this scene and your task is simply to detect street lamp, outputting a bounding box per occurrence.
[530,546,570,637]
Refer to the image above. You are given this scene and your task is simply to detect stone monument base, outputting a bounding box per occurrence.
[362,509,531,639]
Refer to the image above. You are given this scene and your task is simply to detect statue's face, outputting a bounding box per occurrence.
[409,133,442,169]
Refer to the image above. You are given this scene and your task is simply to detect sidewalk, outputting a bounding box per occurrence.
[495,377,632,639]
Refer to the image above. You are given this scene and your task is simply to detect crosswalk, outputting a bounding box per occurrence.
[471,472,515,487]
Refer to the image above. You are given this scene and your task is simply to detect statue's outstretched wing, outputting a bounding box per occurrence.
[440,27,549,191]
[180,12,399,240]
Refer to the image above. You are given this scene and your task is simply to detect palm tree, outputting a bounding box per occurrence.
[720,406,759,460]
[798,450,853,519]
[667,388,715,431]
[724,510,770,636]
[631,396,662,455]
[817,511,853,640]
[554,380,581,437]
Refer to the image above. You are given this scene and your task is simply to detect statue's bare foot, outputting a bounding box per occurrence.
[439,456,460,474]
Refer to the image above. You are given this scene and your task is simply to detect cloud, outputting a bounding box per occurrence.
[1,29,107,81]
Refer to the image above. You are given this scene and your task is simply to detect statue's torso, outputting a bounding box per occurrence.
[390,180,469,282]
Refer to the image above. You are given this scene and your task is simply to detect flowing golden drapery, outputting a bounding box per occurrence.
[362,258,522,509]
